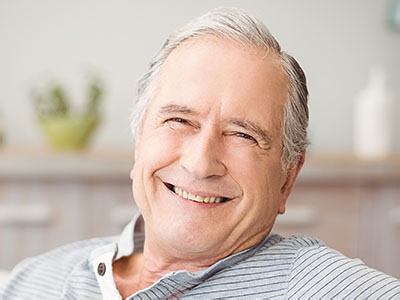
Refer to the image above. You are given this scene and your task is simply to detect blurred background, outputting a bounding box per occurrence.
[0,0,399,279]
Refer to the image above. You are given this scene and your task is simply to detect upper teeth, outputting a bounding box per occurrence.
[173,186,222,203]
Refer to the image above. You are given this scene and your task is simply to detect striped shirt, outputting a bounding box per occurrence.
[1,213,400,299]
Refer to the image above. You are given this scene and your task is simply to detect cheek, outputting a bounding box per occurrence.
[135,130,184,187]
[228,148,283,199]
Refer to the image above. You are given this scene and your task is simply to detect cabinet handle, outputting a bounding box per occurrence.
[275,205,316,226]
[0,203,52,225]
[389,207,400,226]
[110,205,138,227]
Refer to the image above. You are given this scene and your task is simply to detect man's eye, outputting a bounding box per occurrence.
[168,118,188,123]
[164,118,192,130]
[166,118,188,124]
[235,132,257,142]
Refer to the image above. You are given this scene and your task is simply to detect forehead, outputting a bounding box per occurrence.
[150,37,288,131]
[160,37,287,88]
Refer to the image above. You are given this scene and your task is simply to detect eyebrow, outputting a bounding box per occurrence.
[230,119,273,147]
[159,104,195,116]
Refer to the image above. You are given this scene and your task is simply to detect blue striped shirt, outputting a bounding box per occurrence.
[1,213,400,299]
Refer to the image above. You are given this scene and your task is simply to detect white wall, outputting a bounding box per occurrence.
[0,0,399,152]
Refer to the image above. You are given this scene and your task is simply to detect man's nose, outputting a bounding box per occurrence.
[180,128,226,179]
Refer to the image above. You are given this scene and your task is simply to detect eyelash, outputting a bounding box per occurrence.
[234,132,257,143]
[166,117,189,125]
[173,117,187,123]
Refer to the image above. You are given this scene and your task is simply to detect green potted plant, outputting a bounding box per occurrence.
[31,77,103,150]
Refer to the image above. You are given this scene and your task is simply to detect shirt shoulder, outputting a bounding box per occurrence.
[286,236,400,299]
[182,234,325,299]
[0,236,116,299]
[266,233,325,251]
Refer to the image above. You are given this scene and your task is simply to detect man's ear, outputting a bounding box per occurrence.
[130,167,135,180]
[131,134,142,180]
[278,151,306,214]
[134,133,142,161]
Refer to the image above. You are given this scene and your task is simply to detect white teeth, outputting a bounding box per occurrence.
[171,186,224,204]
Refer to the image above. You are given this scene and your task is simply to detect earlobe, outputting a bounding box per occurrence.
[130,167,135,180]
[278,202,286,215]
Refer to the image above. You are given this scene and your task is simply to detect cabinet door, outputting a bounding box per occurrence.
[0,180,133,270]
[273,185,360,259]
[358,186,400,279]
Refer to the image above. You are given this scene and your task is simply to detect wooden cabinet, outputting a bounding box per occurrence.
[0,147,136,270]
[1,148,399,278]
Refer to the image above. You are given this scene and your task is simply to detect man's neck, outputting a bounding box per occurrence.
[112,241,220,298]
[112,225,271,298]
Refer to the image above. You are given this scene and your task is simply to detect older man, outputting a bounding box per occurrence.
[2,7,400,299]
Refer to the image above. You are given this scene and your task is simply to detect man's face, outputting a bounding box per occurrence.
[132,37,296,262]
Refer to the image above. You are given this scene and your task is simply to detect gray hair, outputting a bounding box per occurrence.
[130,7,309,170]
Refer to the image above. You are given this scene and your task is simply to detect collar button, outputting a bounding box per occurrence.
[97,262,106,276]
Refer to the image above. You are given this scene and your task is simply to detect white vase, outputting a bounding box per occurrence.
[353,66,394,160]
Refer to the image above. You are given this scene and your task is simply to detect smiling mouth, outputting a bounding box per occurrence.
[165,183,231,203]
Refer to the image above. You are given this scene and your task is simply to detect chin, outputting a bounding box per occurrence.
[157,219,228,255]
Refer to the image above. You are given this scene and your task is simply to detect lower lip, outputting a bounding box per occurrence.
[163,183,230,208]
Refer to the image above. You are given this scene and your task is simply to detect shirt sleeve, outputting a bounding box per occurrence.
[0,255,65,299]
[0,237,112,299]
[287,245,400,299]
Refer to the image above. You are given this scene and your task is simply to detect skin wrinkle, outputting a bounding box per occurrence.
[159,103,273,151]
[230,119,272,150]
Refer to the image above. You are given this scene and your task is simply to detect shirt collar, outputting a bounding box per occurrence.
[114,211,145,261]
[89,211,275,299]
[89,211,144,300]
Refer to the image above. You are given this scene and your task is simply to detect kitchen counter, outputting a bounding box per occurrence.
[1,146,399,184]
